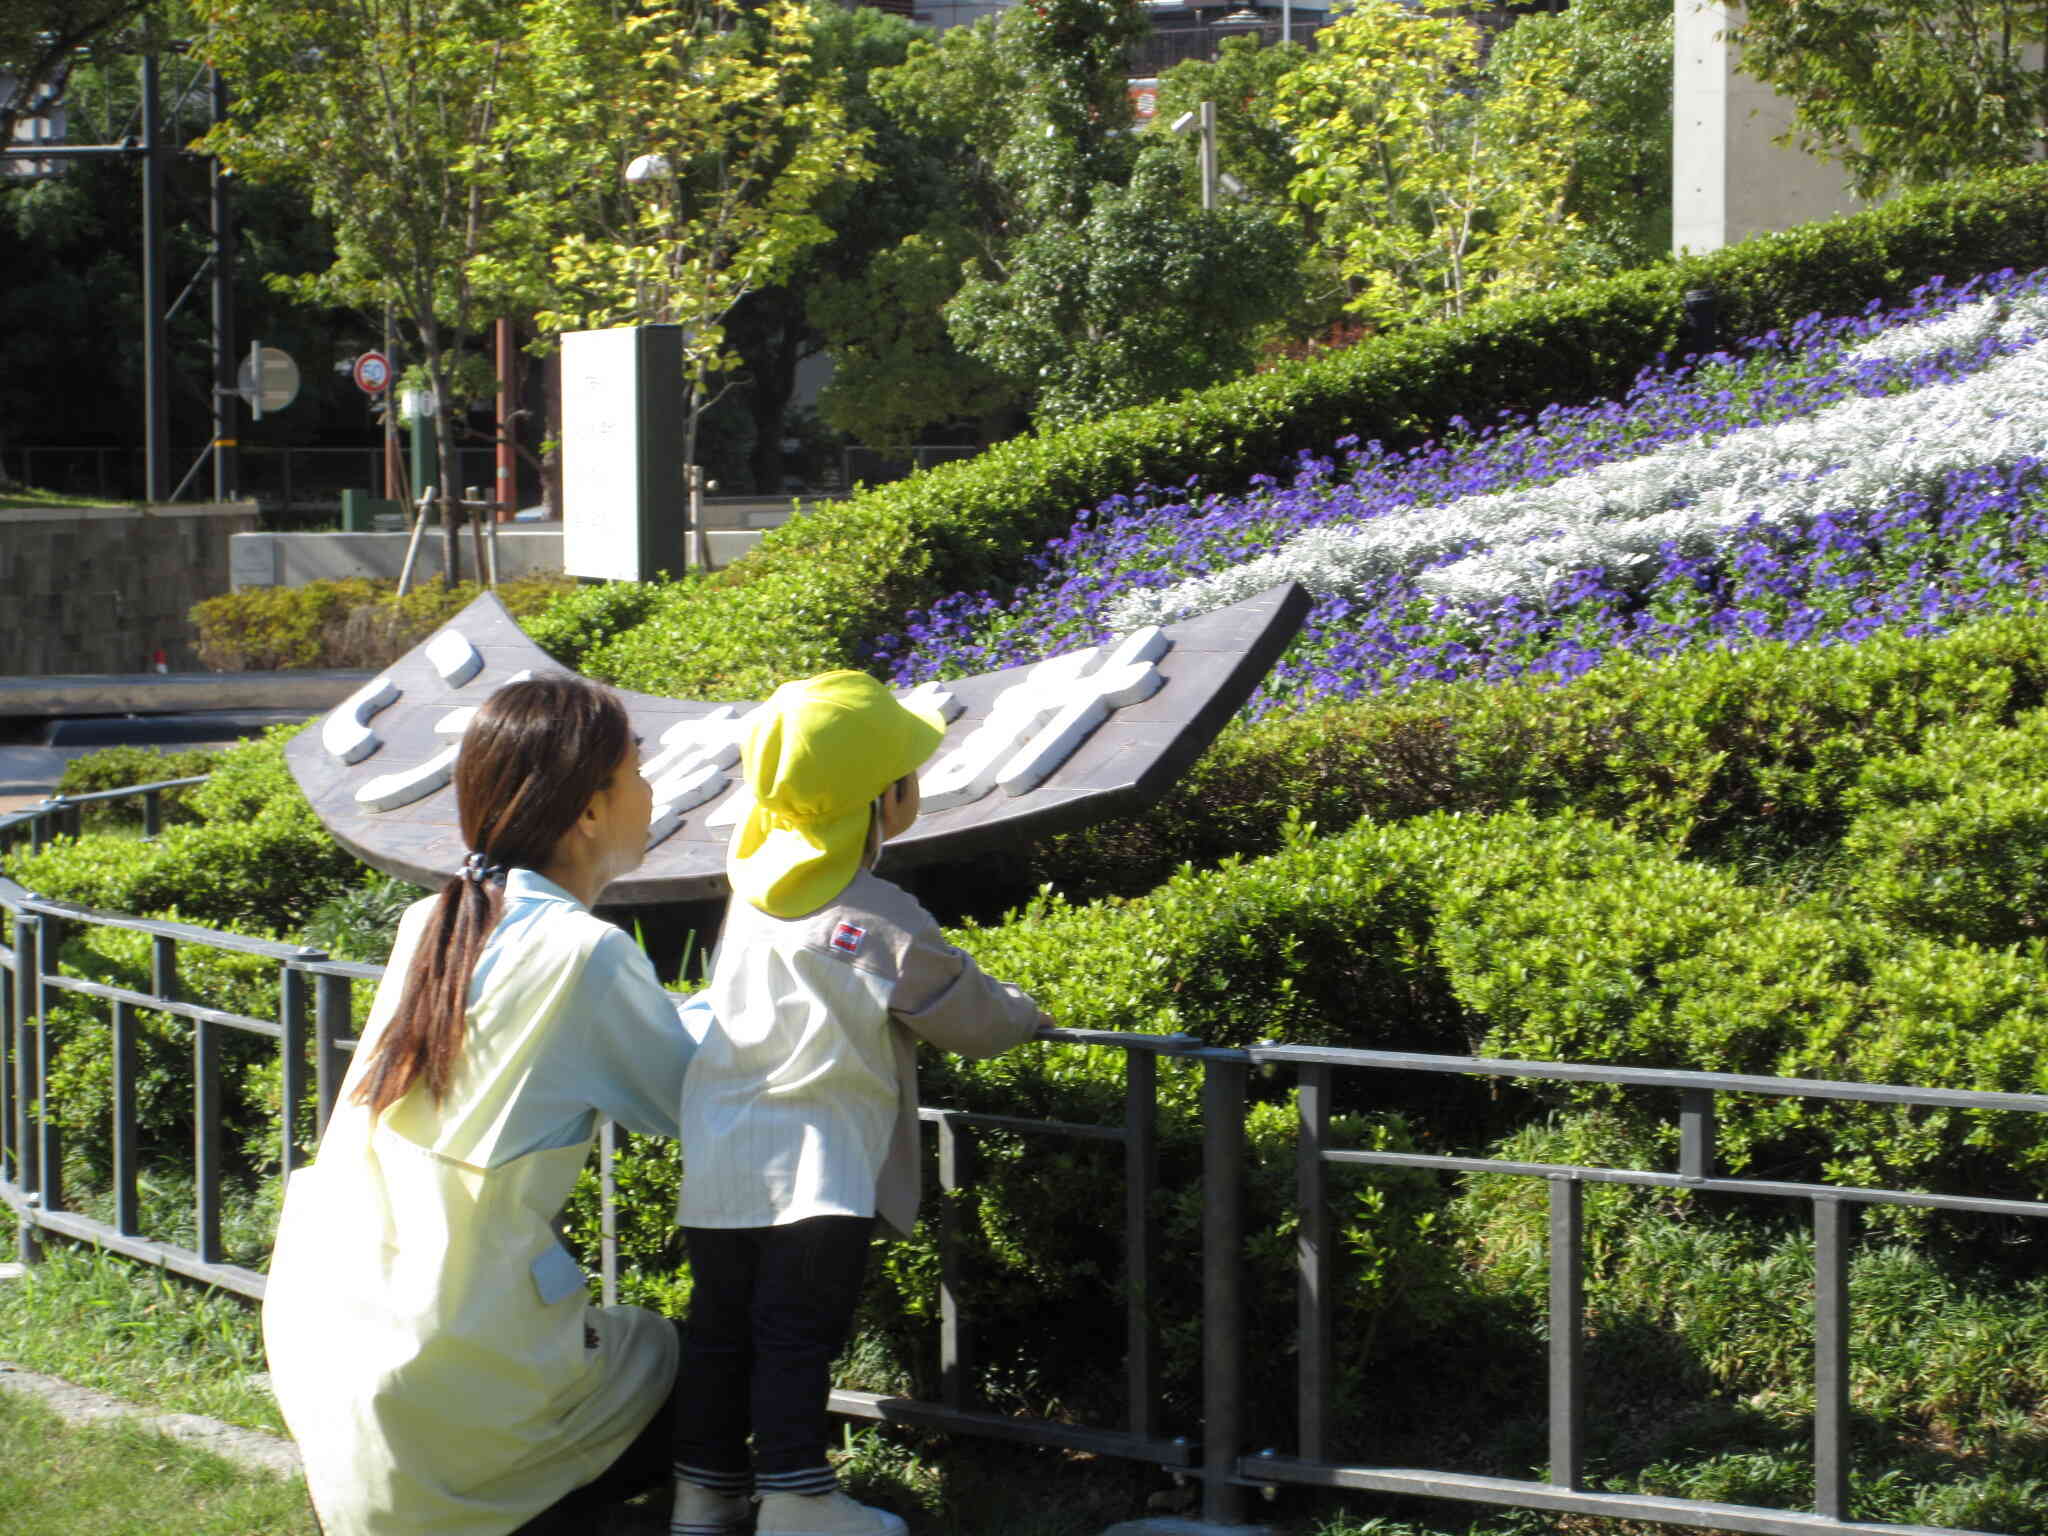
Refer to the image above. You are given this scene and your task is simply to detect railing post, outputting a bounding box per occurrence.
[1296,1063,1333,1464]
[1679,1089,1716,1181]
[938,1113,977,1411]
[10,914,39,1266]
[1548,1175,1585,1490]
[1200,1050,1250,1527]
[599,1119,619,1308]
[1124,1048,1160,1439]
[279,956,318,1177]
[1814,1196,1852,1520]
[142,788,163,839]
[313,971,351,1136]
[32,912,62,1216]
[112,999,140,1236]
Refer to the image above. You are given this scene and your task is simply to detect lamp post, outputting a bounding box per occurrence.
[1171,101,1218,210]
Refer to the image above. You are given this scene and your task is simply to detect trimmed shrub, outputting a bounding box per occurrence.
[10,725,361,934]
[192,574,577,672]
[1841,709,2048,946]
[53,746,221,829]
[1003,611,2048,914]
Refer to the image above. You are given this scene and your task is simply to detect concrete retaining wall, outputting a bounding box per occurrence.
[0,502,259,675]
[229,499,807,589]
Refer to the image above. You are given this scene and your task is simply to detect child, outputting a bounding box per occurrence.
[670,671,1053,1536]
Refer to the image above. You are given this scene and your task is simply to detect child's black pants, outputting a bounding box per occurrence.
[673,1214,877,1492]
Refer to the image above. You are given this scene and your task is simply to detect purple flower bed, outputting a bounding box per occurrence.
[868,269,2048,717]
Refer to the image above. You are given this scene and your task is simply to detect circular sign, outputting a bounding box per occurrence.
[237,345,302,412]
[352,351,391,394]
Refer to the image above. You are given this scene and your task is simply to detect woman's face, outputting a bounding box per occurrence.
[588,737,653,882]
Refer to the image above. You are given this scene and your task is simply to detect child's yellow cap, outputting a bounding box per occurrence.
[727,671,947,918]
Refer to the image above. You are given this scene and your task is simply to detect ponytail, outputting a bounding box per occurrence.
[353,872,503,1114]
[350,675,630,1114]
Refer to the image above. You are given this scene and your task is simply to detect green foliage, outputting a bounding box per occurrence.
[1023,611,2048,908]
[947,149,1303,427]
[298,873,424,964]
[1274,0,1589,327]
[1485,0,1672,268]
[576,166,2048,700]
[509,0,875,471]
[1841,709,2048,946]
[519,573,685,670]
[10,725,359,933]
[53,746,221,830]
[1733,0,2048,198]
[190,574,576,672]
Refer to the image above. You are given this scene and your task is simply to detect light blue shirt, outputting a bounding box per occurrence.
[462,867,704,1159]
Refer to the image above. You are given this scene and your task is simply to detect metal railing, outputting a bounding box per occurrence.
[2,780,2039,1535]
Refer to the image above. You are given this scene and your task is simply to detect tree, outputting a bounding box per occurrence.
[504,0,873,482]
[872,0,1300,429]
[1272,0,1589,330]
[947,148,1301,426]
[1487,0,1672,269]
[0,0,154,147]
[197,0,523,580]
[1731,0,2048,197]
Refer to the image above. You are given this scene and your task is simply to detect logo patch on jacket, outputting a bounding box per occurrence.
[829,921,866,955]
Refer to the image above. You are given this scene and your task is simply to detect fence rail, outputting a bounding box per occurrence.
[0,782,2032,1535]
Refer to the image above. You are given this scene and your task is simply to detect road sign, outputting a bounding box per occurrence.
[237,344,301,419]
[352,351,391,394]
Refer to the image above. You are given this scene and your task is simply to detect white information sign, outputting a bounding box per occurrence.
[561,326,680,582]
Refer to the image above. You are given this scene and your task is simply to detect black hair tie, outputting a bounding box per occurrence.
[460,851,508,885]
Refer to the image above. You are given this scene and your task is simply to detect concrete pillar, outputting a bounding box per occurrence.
[1672,0,1866,254]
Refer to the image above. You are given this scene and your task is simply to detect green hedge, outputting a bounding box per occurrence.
[978,611,2048,916]
[10,725,360,934]
[542,165,2048,700]
[192,574,576,672]
[53,746,222,830]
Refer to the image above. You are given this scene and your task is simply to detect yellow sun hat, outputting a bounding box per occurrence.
[727,670,948,918]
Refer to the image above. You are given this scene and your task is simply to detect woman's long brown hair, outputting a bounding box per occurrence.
[351,674,632,1114]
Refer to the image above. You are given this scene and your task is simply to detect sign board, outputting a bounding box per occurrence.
[560,325,687,582]
[237,345,301,418]
[284,582,1312,906]
[352,351,391,394]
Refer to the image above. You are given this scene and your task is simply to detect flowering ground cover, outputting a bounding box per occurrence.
[872,269,2048,716]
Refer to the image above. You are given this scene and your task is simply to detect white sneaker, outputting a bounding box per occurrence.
[671,1480,753,1535]
[755,1489,907,1536]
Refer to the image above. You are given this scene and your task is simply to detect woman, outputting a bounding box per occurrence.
[263,674,700,1536]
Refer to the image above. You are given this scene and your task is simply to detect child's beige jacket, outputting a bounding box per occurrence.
[681,869,1050,1236]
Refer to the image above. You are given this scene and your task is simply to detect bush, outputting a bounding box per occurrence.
[1841,708,2048,946]
[191,573,577,671]
[53,746,221,829]
[992,611,2048,915]
[10,725,361,933]
[543,165,2048,701]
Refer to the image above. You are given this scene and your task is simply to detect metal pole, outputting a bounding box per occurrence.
[1199,100,1217,212]
[1124,1050,1160,1438]
[210,69,238,502]
[1814,1198,1852,1519]
[1200,1051,1250,1527]
[140,51,171,503]
[495,316,516,521]
[1548,1176,1585,1489]
[1297,1064,1333,1462]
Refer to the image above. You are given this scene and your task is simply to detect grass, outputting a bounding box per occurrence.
[0,485,134,511]
[0,1242,281,1432]
[0,1390,316,1536]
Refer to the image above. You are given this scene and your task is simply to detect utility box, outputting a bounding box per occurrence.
[339,490,402,532]
[560,325,685,583]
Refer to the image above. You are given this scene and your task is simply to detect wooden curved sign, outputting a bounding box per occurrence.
[284,582,1311,905]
